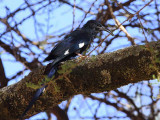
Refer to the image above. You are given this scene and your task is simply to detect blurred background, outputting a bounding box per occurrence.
[0,0,160,119]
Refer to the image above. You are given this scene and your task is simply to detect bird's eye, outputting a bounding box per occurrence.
[96,23,101,28]
[98,23,102,27]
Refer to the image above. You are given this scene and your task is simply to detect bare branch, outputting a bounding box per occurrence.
[0,41,40,70]
[106,0,135,45]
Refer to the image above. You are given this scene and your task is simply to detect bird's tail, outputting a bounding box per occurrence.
[20,62,59,119]
[46,62,59,78]
[20,85,47,120]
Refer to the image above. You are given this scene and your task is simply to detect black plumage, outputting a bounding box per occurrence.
[20,85,47,120]
[44,20,112,70]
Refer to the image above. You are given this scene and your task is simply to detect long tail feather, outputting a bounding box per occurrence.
[47,63,58,78]
[20,85,47,120]
[20,62,59,119]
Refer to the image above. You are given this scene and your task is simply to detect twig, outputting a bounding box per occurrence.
[71,0,76,31]
[87,0,154,56]
[106,0,135,45]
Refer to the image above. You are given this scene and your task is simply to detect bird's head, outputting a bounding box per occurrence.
[82,20,113,36]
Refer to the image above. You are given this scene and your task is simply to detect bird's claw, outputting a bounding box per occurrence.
[76,53,88,59]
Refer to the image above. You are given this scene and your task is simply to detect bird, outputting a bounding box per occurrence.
[43,20,113,68]
[21,20,113,119]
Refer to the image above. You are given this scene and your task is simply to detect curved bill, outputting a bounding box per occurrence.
[100,26,114,36]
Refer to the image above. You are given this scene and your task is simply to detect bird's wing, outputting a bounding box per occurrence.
[44,36,73,61]
[54,34,90,57]
[44,31,90,61]
[52,36,74,57]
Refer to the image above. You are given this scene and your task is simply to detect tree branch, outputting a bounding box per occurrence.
[0,41,40,70]
[0,41,160,120]
[0,57,8,88]
[105,0,135,45]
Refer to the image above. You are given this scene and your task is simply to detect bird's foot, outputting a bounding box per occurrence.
[76,53,88,58]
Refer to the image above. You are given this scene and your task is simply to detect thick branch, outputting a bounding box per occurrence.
[0,57,8,88]
[0,41,160,120]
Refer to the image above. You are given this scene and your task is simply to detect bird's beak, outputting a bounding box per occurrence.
[100,26,114,36]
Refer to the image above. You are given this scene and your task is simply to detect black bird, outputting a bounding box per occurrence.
[44,20,113,68]
[21,20,112,119]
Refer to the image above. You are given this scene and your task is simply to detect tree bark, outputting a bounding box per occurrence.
[0,41,160,120]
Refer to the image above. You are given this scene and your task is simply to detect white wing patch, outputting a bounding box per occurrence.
[79,42,85,48]
[64,49,69,55]
[42,88,46,93]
